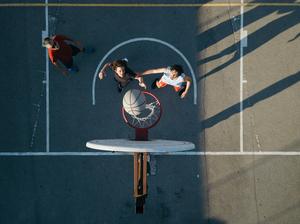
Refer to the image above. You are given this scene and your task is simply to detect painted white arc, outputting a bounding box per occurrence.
[92,37,197,105]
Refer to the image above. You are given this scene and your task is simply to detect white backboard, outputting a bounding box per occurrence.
[86,139,195,153]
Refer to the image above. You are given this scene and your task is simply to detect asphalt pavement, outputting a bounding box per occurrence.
[0,1,299,223]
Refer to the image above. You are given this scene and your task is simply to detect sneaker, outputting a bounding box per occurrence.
[122,58,128,63]
[82,47,95,54]
[68,65,79,73]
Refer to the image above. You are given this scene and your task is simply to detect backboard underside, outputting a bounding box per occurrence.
[86,139,195,153]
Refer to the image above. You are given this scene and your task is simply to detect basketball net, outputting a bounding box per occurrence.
[122,91,162,131]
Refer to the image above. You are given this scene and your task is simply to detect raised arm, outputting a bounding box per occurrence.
[181,75,192,99]
[98,63,111,80]
[141,67,168,76]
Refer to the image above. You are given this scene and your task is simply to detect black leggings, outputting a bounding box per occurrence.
[178,85,187,97]
[70,44,81,56]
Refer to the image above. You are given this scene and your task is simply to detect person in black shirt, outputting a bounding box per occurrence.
[98,59,146,92]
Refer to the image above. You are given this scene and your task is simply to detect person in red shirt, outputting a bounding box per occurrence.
[43,35,84,76]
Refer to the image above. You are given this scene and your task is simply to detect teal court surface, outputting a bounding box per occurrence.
[0,1,299,223]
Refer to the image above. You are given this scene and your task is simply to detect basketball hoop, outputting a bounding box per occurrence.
[122,91,162,140]
[87,90,194,214]
[122,90,162,212]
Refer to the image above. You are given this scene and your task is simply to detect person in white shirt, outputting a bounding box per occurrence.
[141,64,192,98]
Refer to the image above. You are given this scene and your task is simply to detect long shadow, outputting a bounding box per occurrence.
[197,0,298,53]
[288,32,300,42]
[198,7,300,79]
[257,201,300,224]
[201,70,300,129]
[206,218,227,224]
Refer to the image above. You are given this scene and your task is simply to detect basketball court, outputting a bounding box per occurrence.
[0,1,299,223]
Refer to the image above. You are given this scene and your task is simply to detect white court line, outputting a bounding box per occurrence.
[166,151,300,156]
[45,0,50,152]
[240,0,244,153]
[92,37,197,105]
[0,151,300,156]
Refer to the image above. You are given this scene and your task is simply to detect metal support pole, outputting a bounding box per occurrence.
[133,128,149,213]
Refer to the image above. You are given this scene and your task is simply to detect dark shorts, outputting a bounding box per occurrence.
[62,59,73,69]
[69,44,81,56]
[178,84,187,97]
[114,77,133,88]
[61,45,81,68]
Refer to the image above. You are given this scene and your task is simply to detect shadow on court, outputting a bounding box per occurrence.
[205,218,227,224]
[196,1,300,80]
[194,1,300,131]
[201,70,300,129]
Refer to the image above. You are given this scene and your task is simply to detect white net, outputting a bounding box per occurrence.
[122,92,162,129]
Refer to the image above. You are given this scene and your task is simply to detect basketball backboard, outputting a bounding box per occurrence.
[86,139,195,153]
[86,89,194,213]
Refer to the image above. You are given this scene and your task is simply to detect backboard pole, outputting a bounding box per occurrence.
[134,128,149,213]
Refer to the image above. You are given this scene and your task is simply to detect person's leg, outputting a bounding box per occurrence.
[62,46,80,72]
[70,44,95,54]
[69,45,82,56]
[151,78,159,89]
[61,58,73,69]
[63,58,79,73]
[152,78,167,89]
[177,84,187,97]
[155,78,168,89]
[59,58,77,72]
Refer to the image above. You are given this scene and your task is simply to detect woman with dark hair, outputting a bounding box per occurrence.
[141,64,192,99]
[98,59,146,92]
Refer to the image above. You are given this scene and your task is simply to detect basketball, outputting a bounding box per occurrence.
[123,89,146,116]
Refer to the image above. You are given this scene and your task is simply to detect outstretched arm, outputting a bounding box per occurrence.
[181,75,192,99]
[141,67,167,76]
[98,63,111,80]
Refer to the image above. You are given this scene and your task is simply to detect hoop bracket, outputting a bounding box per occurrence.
[135,128,148,141]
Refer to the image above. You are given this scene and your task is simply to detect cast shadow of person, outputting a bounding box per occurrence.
[197,0,298,53]
[205,218,227,224]
[197,2,299,80]
[201,70,300,129]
